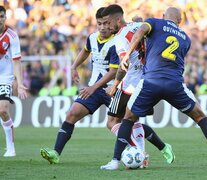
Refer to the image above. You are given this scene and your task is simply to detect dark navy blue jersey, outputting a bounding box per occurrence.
[143,18,191,82]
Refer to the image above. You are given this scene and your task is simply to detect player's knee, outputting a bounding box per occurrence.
[187,104,206,122]
[107,116,121,130]
[0,108,9,120]
[65,110,79,123]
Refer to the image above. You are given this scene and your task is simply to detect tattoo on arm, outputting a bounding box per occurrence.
[115,66,126,82]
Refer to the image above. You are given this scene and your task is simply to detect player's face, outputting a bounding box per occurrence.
[96,18,112,39]
[0,11,6,30]
[103,15,119,34]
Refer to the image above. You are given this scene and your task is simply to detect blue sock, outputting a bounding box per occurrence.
[54,121,74,155]
[113,119,134,160]
[198,117,207,139]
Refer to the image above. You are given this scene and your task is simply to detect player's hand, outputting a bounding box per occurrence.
[71,69,80,85]
[79,86,96,100]
[121,54,130,72]
[132,16,143,22]
[104,86,117,97]
[18,84,28,99]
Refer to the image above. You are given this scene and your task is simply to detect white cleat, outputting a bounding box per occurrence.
[4,150,16,157]
[100,160,120,170]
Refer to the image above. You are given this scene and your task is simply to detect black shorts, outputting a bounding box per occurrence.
[0,84,14,104]
[107,88,130,118]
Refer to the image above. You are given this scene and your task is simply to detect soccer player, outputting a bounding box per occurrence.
[0,6,27,157]
[100,4,174,170]
[102,7,207,170]
[40,7,120,164]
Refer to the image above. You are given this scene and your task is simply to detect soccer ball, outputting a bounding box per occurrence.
[121,146,145,169]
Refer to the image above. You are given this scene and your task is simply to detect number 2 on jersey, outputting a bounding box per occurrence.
[161,36,179,61]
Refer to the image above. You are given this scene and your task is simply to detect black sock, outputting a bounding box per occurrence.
[54,121,74,155]
[113,119,134,160]
[142,124,165,151]
[198,117,207,139]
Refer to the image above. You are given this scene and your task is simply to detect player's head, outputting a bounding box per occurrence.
[0,6,6,30]
[96,7,112,39]
[163,7,181,25]
[101,4,124,34]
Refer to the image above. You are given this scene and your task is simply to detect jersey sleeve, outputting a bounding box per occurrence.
[10,33,21,60]
[114,35,129,58]
[109,45,119,69]
[143,18,155,35]
[84,35,91,52]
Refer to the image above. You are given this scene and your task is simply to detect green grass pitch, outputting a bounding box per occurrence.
[0,127,206,180]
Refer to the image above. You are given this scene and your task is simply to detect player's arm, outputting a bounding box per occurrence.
[121,23,150,71]
[71,47,90,70]
[71,45,90,85]
[11,34,28,99]
[79,45,119,100]
[114,56,127,85]
[13,60,28,99]
[80,66,118,100]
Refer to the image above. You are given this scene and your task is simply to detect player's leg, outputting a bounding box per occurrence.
[100,107,137,170]
[0,100,16,157]
[0,84,16,157]
[186,103,207,138]
[41,88,110,164]
[142,124,175,163]
[166,81,207,139]
[101,79,160,170]
[40,102,90,164]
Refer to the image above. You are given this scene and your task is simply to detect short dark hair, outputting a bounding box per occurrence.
[96,7,105,19]
[101,4,124,17]
[0,6,6,13]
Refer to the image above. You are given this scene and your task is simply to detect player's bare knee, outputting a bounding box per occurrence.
[187,104,206,123]
[107,116,121,130]
[0,109,9,120]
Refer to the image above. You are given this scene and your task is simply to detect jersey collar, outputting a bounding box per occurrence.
[96,33,114,44]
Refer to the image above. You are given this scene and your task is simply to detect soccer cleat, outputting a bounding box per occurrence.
[40,148,59,164]
[100,159,120,170]
[3,150,16,157]
[161,143,175,164]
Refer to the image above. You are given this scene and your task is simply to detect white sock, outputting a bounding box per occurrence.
[131,122,145,152]
[1,118,15,152]
[111,122,145,152]
[111,123,121,136]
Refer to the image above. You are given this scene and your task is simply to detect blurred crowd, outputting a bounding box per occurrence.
[2,0,207,96]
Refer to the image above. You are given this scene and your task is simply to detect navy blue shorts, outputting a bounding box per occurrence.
[75,88,111,114]
[127,78,196,117]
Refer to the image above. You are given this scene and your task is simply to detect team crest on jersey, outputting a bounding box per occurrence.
[0,35,10,55]
[102,50,106,56]
[2,41,9,50]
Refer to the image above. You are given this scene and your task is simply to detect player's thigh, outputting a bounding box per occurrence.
[166,83,196,114]
[66,102,90,124]
[108,88,130,118]
[127,79,160,117]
